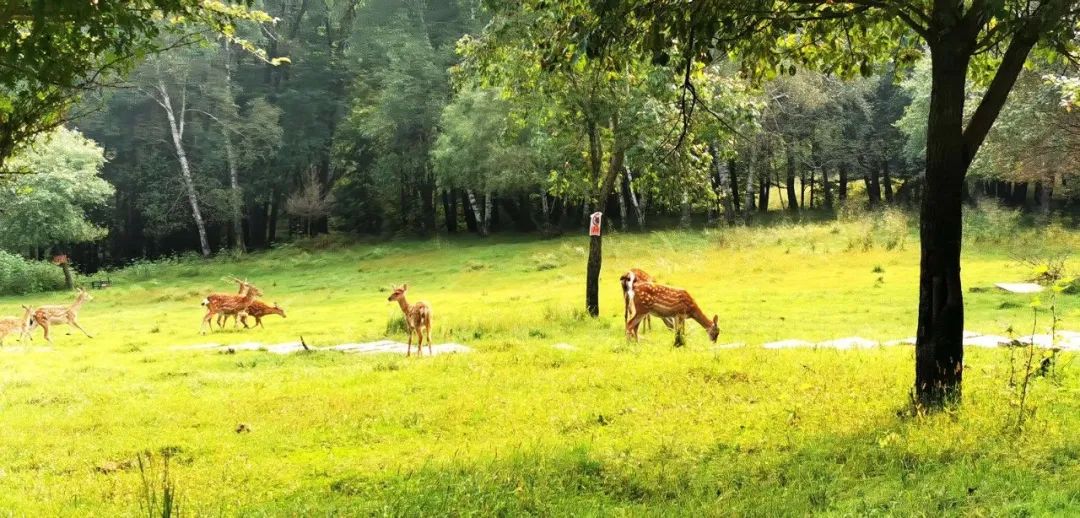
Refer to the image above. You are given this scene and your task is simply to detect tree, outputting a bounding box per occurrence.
[0,128,113,254]
[0,1,273,171]
[534,0,1080,407]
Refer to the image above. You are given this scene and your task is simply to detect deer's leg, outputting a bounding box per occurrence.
[406,326,413,357]
[69,318,93,338]
[416,328,424,356]
[201,311,214,334]
[626,312,647,342]
[41,322,52,344]
[426,324,433,355]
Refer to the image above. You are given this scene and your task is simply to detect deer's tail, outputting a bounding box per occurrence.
[201,298,210,307]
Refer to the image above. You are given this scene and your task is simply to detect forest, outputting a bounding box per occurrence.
[3,0,1076,271]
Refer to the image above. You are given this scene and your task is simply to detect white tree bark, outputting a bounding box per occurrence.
[155,79,211,257]
[482,191,493,236]
[466,189,486,236]
[624,166,645,230]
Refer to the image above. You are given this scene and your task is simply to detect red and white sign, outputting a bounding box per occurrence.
[589,212,603,236]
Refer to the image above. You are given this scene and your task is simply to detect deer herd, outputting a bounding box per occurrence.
[0,268,719,353]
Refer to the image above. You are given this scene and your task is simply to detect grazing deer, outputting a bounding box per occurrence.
[0,306,35,346]
[237,300,286,329]
[387,284,433,357]
[620,268,675,332]
[30,288,94,344]
[626,282,719,345]
[201,283,262,334]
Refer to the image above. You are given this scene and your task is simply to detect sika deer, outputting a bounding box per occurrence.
[30,288,94,344]
[387,284,433,357]
[201,283,262,334]
[626,282,719,345]
[0,306,34,346]
[619,268,675,332]
[237,300,286,329]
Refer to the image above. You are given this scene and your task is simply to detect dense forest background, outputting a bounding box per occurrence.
[5,0,1079,272]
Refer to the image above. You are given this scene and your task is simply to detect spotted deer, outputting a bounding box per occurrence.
[214,278,254,328]
[30,288,94,344]
[0,306,35,346]
[237,300,286,329]
[626,282,719,345]
[387,284,433,357]
[201,283,262,334]
[620,268,674,332]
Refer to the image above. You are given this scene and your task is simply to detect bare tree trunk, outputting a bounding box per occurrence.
[625,166,645,230]
[482,191,493,236]
[710,141,736,226]
[466,189,487,236]
[617,178,629,231]
[743,147,757,223]
[785,143,799,213]
[540,188,550,224]
[155,80,211,257]
[222,43,245,253]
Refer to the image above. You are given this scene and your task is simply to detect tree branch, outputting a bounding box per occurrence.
[963,29,1039,160]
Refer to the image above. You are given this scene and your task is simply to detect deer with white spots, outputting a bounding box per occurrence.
[30,288,95,344]
[620,268,675,333]
[626,282,719,346]
[0,306,35,346]
[387,284,433,357]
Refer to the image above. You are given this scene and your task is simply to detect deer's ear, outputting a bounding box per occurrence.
[712,315,718,324]
[402,283,408,290]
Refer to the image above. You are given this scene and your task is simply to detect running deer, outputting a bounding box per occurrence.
[30,288,94,344]
[237,300,286,329]
[620,268,675,332]
[387,284,433,357]
[625,282,719,345]
[0,306,34,346]
[214,278,254,328]
[201,283,262,334]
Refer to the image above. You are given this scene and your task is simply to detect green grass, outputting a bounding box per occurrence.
[0,221,1078,515]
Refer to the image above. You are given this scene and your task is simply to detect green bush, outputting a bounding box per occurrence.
[0,251,68,295]
[963,199,1022,243]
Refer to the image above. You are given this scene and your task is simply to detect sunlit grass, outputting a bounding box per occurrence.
[0,222,1077,514]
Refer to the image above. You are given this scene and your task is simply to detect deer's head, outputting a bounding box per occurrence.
[707,315,720,343]
[387,284,408,302]
[76,288,93,303]
[271,303,286,318]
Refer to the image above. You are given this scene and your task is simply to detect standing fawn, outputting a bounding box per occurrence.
[626,282,719,345]
[0,306,35,346]
[387,284,433,357]
[237,300,286,329]
[30,288,94,344]
[619,268,675,332]
[201,283,262,334]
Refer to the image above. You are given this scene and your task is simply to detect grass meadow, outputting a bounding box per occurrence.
[1,214,1079,515]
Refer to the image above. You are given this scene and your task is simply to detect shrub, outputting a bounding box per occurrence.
[963,199,1021,243]
[0,251,68,295]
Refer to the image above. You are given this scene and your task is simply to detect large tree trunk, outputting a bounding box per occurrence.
[586,112,623,317]
[156,80,211,257]
[838,165,849,202]
[916,50,970,408]
[867,163,882,207]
